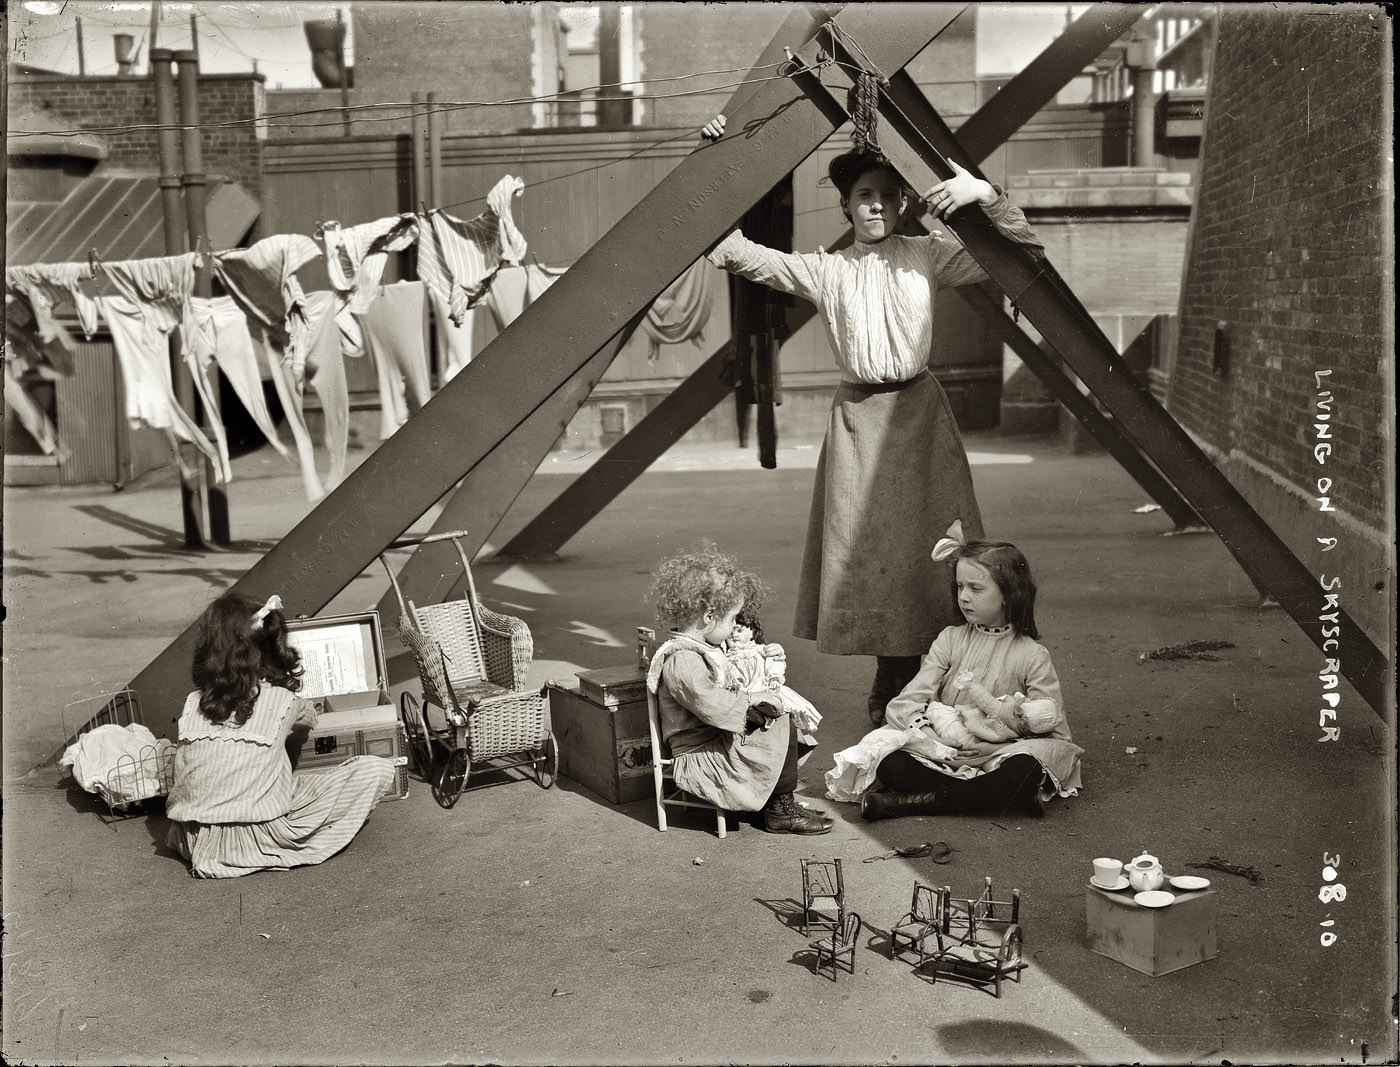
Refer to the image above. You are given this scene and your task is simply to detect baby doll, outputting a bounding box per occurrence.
[952,669,1060,742]
[725,608,822,744]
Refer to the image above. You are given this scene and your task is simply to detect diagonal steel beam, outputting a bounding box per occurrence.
[792,57,1392,713]
[952,3,1143,163]
[372,314,644,617]
[125,3,963,734]
[497,342,737,558]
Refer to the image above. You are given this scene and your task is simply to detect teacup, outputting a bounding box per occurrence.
[1092,857,1123,885]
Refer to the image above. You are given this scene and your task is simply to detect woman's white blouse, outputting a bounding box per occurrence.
[708,193,1040,385]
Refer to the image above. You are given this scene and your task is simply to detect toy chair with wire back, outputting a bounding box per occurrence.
[645,687,728,837]
[890,881,944,964]
[923,877,1027,997]
[378,530,556,809]
[800,857,846,936]
[809,909,862,982]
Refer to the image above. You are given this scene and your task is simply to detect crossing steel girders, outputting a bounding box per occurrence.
[126,2,964,733]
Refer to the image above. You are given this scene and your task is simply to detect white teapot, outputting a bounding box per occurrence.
[1126,852,1165,892]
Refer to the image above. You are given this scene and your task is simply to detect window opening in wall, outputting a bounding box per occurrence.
[549,4,638,128]
[599,402,628,446]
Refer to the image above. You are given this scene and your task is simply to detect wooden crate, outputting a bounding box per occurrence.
[288,705,409,803]
[1085,885,1218,976]
[547,676,652,805]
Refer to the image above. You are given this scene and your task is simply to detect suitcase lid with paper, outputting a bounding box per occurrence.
[286,611,392,716]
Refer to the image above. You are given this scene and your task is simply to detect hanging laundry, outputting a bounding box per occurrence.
[3,365,67,458]
[482,261,568,332]
[101,253,199,335]
[98,294,228,483]
[640,259,714,362]
[428,287,474,382]
[415,175,528,328]
[299,290,351,491]
[357,280,431,440]
[5,262,102,338]
[5,288,76,377]
[185,295,293,476]
[318,214,419,317]
[212,234,322,334]
[245,310,326,503]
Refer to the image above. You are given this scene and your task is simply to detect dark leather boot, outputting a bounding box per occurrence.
[763,793,832,835]
[860,791,945,821]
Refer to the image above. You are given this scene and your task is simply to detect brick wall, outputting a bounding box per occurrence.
[1169,6,1391,642]
[9,72,266,199]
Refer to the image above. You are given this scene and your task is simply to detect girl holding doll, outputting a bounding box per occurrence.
[164,591,396,878]
[826,522,1083,819]
[645,545,831,835]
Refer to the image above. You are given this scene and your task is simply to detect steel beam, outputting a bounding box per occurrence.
[372,316,644,617]
[795,61,1392,713]
[958,286,1202,529]
[951,3,1144,164]
[126,3,963,733]
[497,342,737,558]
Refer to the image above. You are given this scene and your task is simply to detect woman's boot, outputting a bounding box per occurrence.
[763,792,832,834]
[860,791,945,821]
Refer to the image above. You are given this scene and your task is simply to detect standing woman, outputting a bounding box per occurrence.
[700,115,1045,725]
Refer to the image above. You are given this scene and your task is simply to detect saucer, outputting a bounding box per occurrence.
[1169,875,1211,891]
[1090,875,1130,891]
[1134,890,1176,908]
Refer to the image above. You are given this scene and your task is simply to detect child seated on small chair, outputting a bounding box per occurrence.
[644,544,832,835]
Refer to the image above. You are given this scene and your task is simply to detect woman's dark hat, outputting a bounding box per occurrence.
[827,148,898,199]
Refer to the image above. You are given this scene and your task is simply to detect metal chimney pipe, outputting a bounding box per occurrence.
[114,33,135,75]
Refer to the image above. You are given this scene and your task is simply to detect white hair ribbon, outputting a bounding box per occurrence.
[929,518,966,562]
[251,594,284,630]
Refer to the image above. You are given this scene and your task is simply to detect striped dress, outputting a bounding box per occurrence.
[165,685,394,879]
[708,193,1042,656]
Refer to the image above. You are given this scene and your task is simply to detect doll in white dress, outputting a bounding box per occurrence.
[725,607,822,749]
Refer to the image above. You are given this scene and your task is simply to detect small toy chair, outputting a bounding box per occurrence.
[645,688,728,838]
[890,881,943,964]
[923,877,1027,998]
[800,857,845,936]
[809,909,862,982]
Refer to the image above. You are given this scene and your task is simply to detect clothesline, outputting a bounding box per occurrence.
[5,172,714,503]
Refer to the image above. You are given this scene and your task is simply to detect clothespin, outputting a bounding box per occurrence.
[88,248,102,278]
[418,200,430,217]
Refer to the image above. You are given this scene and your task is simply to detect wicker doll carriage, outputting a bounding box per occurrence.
[378,530,556,808]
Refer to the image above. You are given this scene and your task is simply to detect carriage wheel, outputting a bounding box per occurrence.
[995,925,1023,998]
[432,748,470,809]
[398,692,435,779]
[533,730,558,789]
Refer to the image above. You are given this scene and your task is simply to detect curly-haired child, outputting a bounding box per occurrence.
[645,545,831,835]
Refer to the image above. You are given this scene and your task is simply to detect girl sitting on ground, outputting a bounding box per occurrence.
[645,545,831,835]
[165,592,396,878]
[827,522,1082,819]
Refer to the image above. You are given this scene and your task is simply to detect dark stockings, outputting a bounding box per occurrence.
[875,751,1045,817]
[762,723,801,807]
